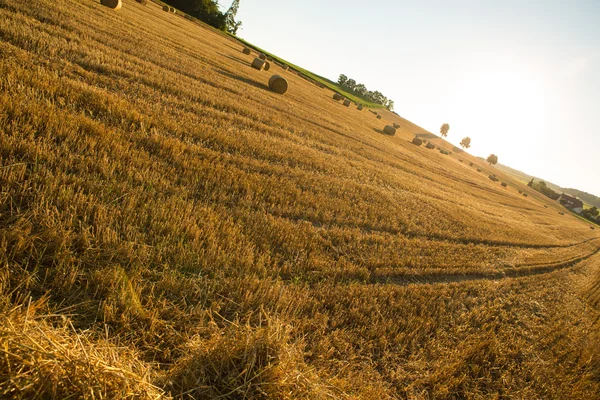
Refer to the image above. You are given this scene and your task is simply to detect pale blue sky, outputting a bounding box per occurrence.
[223,0,600,196]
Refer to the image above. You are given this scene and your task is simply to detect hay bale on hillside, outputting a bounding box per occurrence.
[268,75,288,94]
[251,58,266,71]
[169,7,175,13]
[518,190,522,194]
[377,115,382,119]
[135,0,147,5]
[489,175,498,182]
[459,159,463,162]
[469,162,474,167]
[501,182,508,187]
[267,56,274,61]
[393,123,400,129]
[101,0,122,10]
[264,61,271,71]
[412,137,423,146]
[426,142,435,149]
[383,125,396,136]
[343,99,351,107]
[162,5,169,11]
[523,193,528,197]
[242,47,251,55]
[477,168,481,172]
[591,226,595,230]
[283,65,289,70]
[259,53,267,60]
[544,205,548,208]
[558,211,564,215]
[357,104,363,110]
[333,93,343,101]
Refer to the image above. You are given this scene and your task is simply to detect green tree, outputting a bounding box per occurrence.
[165,0,226,29]
[460,137,471,149]
[345,78,356,90]
[440,123,450,137]
[338,74,348,85]
[487,154,498,166]
[224,0,241,34]
[386,99,394,111]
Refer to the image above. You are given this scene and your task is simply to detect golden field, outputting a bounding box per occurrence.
[1,0,599,398]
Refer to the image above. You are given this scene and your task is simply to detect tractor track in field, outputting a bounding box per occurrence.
[369,243,600,286]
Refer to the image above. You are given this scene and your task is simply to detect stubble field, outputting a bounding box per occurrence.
[1,0,600,398]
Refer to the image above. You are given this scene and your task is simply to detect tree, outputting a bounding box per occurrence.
[224,0,241,34]
[354,83,367,95]
[582,206,599,219]
[440,123,450,137]
[166,0,226,29]
[486,154,498,166]
[386,99,394,111]
[345,78,356,90]
[338,74,348,86]
[460,137,471,149]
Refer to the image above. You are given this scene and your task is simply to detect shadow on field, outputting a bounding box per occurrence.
[453,146,464,153]
[415,132,439,139]
[218,53,249,68]
[216,70,270,91]
[373,128,394,136]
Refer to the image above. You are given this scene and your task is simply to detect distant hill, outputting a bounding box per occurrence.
[494,164,600,207]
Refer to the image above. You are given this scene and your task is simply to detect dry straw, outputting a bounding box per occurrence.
[101,0,122,10]
[0,309,166,399]
[268,75,288,94]
[383,125,396,136]
[251,57,265,71]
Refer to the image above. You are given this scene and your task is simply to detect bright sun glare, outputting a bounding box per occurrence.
[447,59,552,157]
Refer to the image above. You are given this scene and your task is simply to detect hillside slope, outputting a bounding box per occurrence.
[1,0,600,398]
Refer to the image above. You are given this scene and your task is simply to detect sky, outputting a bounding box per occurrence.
[222,0,600,196]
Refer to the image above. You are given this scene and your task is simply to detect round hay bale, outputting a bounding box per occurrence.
[383,125,396,136]
[135,0,147,4]
[523,193,528,197]
[412,137,423,146]
[426,142,435,149]
[558,211,564,215]
[518,190,522,194]
[264,61,271,71]
[242,47,251,55]
[393,123,400,129]
[268,75,288,94]
[477,168,481,172]
[488,175,498,182]
[101,0,122,10]
[544,205,548,208]
[259,53,267,60]
[469,162,474,167]
[501,182,508,187]
[333,93,343,101]
[169,7,175,13]
[251,58,265,71]
[162,5,169,11]
[343,99,351,107]
[357,104,363,110]
[591,226,595,230]
[283,65,289,70]
[267,56,273,62]
[377,115,382,119]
